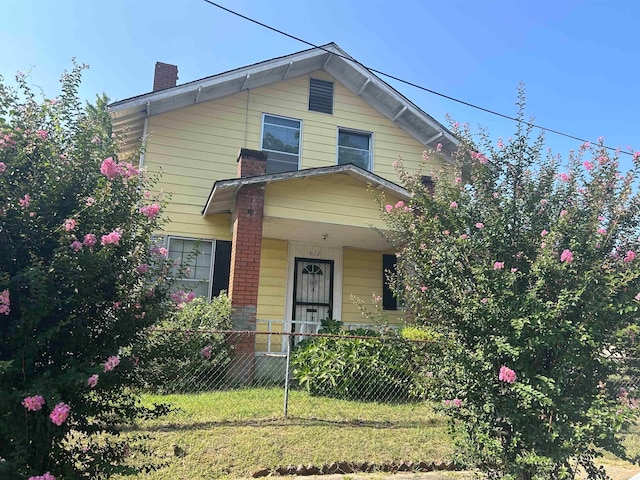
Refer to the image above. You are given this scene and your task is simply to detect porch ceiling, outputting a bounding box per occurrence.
[262,216,392,251]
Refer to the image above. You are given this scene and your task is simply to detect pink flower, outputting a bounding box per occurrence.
[28,472,56,480]
[480,298,488,304]
[19,194,30,208]
[541,230,548,236]
[471,151,488,164]
[560,249,573,263]
[35,129,48,140]
[0,289,10,315]
[436,143,442,152]
[634,151,640,162]
[83,233,97,247]
[385,205,393,213]
[452,398,462,407]
[70,241,83,252]
[460,234,468,240]
[597,228,607,235]
[49,402,70,426]
[510,268,518,273]
[112,301,121,310]
[493,262,504,270]
[100,157,120,180]
[87,374,99,388]
[499,365,517,384]
[136,264,149,274]
[85,197,96,206]
[635,292,640,301]
[560,210,568,218]
[497,137,504,149]
[64,218,77,232]
[475,223,484,229]
[140,203,161,219]
[624,250,636,263]
[455,177,462,184]
[444,400,451,407]
[540,199,548,206]
[201,345,212,359]
[0,162,6,172]
[151,246,168,256]
[583,161,594,171]
[582,141,591,149]
[103,355,121,372]
[420,286,428,292]
[395,201,405,209]
[443,230,450,235]
[22,395,46,411]
[450,201,458,209]
[101,230,122,246]
[558,173,571,182]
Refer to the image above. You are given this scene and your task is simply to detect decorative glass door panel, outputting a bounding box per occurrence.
[292,258,334,336]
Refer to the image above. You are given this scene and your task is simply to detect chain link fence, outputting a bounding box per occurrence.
[127,327,639,478]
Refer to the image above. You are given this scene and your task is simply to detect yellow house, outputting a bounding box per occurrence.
[109,43,457,354]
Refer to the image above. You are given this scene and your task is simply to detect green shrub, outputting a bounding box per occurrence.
[291,319,427,402]
[138,295,232,393]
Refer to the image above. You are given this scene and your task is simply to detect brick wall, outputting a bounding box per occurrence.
[153,62,178,92]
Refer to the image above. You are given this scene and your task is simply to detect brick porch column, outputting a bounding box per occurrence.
[227,148,267,383]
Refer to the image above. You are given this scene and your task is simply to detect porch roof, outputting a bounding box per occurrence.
[202,164,410,216]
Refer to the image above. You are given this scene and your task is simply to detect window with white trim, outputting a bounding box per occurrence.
[337,129,372,171]
[261,114,301,174]
[167,237,231,299]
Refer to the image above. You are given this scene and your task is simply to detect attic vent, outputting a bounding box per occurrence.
[309,78,334,114]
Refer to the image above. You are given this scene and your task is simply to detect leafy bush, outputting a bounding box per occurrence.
[0,66,180,479]
[138,295,232,393]
[291,319,428,402]
[382,93,640,479]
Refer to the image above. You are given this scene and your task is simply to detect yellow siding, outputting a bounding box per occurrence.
[255,238,288,352]
[341,247,404,326]
[143,70,442,238]
[264,174,400,230]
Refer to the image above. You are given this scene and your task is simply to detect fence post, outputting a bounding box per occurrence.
[283,338,291,417]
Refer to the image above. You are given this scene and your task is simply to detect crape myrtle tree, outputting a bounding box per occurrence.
[0,65,187,479]
[382,97,640,479]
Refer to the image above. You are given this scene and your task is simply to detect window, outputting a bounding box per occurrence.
[382,254,397,310]
[309,78,334,114]
[261,114,301,174]
[167,237,231,299]
[338,129,372,171]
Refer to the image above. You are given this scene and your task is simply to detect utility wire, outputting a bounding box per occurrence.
[202,0,632,156]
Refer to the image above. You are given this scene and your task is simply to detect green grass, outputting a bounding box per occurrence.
[113,387,452,479]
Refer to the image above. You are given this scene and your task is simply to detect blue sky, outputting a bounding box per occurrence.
[2,0,638,169]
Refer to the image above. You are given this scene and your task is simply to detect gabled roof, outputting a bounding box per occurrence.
[202,163,410,216]
[110,43,458,155]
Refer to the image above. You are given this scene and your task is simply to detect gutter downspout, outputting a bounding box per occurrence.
[138,103,150,169]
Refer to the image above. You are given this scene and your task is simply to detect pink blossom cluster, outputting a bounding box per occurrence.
[560,249,573,263]
[64,218,77,232]
[49,402,70,426]
[444,398,462,407]
[19,194,30,208]
[0,132,17,148]
[83,233,97,247]
[499,365,517,384]
[471,151,488,164]
[136,263,149,274]
[28,472,56,480]
[450,201,458,209]
[104,355,121,372]
[100,157,140,180]
[624,250,636,263]
[493,262,504,270]
[0,162,6,172]
[0,289,9,315]
[558,173,571,182]
[201,345,213,359]
[35,129,49,140]
[384,200,411,213]
[87,374,99,388]
[140,203,161,219]
[22,395,46,411]
[171,290,197,308]
[101,230,122,246]
[150,245,169,256]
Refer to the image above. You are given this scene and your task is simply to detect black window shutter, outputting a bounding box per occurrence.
[382,254,397,311]
[212,240,231,297]
[309,78,334,114]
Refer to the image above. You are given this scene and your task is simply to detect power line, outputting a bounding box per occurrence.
[201,0,633,157]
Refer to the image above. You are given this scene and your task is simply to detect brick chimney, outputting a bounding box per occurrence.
[153,62,178,91]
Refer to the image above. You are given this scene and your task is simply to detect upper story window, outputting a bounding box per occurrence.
[309,78,334,114]
[337,129,372,171]
[261,114,301,174]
